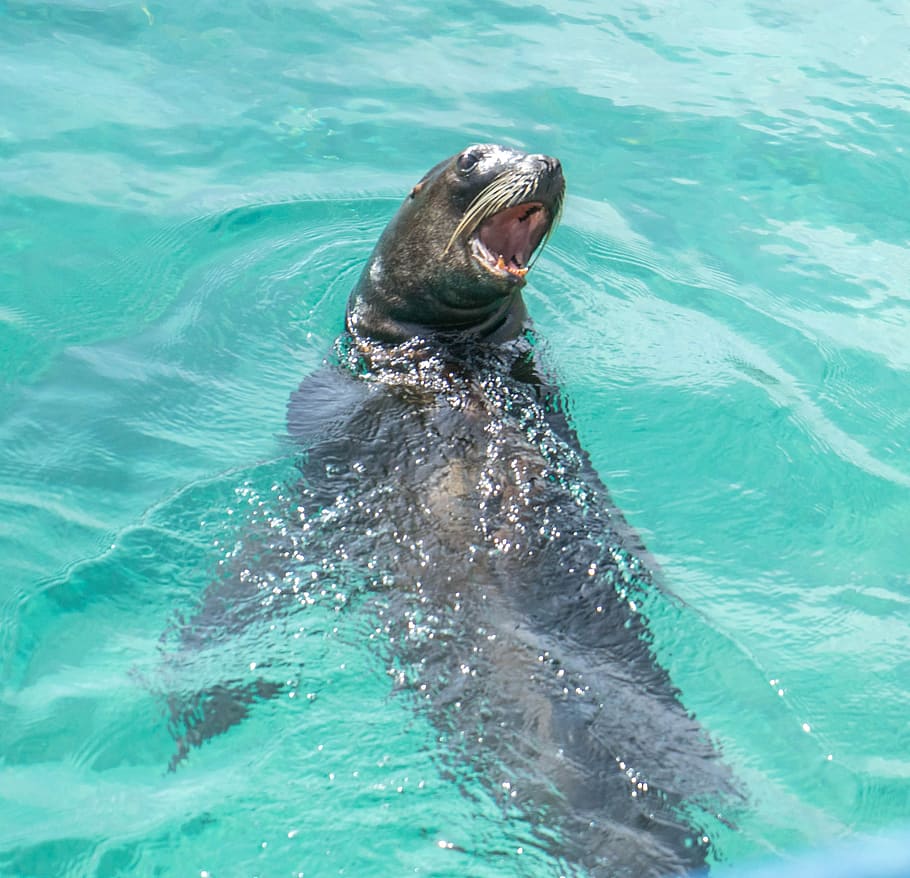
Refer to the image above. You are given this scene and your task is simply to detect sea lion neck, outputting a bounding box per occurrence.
[345,143,564,346]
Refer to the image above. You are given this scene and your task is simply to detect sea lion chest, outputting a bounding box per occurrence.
[287,357,570,567]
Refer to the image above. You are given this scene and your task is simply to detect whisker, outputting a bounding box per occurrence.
[527,191,563,271]
[444,173,536,254]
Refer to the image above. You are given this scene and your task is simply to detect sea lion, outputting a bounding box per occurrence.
[170,145,734,877]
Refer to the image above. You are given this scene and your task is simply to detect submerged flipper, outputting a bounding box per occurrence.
[286,364,373,447]
[167,676,283,771]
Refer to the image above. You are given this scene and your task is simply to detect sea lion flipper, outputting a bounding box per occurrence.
[286,365,371,446]
[167,676,283,771]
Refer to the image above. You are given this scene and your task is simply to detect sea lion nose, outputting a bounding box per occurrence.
[534,154,562,177]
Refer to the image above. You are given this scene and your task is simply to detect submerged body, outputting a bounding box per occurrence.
[172,145,732,876]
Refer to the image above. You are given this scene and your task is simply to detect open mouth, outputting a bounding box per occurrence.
[470,202,550,280]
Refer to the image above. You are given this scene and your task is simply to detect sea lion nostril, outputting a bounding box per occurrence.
[535,155,561,176]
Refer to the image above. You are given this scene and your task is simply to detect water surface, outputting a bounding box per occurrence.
[1,1,909,875]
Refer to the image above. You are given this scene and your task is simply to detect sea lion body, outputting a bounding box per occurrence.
[173,145,732,876]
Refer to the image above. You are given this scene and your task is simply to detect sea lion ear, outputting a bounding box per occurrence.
[408,181,424,200]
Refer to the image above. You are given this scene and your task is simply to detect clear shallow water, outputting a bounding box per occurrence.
[1,1,909,875]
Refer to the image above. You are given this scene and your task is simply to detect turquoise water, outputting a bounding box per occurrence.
[1,1,909,875]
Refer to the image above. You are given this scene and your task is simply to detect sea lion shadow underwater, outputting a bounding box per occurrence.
[166,145,737,877]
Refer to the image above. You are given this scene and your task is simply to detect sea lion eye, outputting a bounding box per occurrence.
[456,150,481,173]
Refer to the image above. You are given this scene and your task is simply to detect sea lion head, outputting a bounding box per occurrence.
[346,144,565,344]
